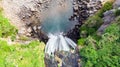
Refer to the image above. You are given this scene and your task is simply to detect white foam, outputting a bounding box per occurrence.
[45,33,77,55]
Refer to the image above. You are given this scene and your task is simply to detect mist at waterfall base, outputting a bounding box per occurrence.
[41,0,77,55]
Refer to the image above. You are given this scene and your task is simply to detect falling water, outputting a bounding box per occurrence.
[40,0,77,55]
[45,33,77,55]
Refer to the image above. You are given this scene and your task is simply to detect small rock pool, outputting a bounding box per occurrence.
[41,0,77,34]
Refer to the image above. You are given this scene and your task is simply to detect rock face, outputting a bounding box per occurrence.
[44,49,81,67]
[113,0,120,8]
[1,0,103,43]
[97,0,120,35]
[97,9,116,35]
[67,0,102,43]
[1,0,49,43]
[1,0,104,67]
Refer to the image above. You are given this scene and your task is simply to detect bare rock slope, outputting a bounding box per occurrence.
[1,0,43,35]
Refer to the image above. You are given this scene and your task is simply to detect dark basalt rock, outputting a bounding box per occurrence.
[16,0,103,67]
[37,0,109,66]
[67,0,102,43]
[44,54,58,67]
[44,48,81,67]
[61,52,80,67]
[17,0,102,44]
[67,0,89,43]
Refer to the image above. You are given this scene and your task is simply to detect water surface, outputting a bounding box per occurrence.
[41,0,76,34]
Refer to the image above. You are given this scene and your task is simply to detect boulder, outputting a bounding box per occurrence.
[97,9,115,35]
[44,50,81,67]
[113,0,120,8]
[103,9,115,24]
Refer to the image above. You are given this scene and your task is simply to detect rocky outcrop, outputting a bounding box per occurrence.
[44,48,81,67]
[1,0,49,43]
[113,0,120,8]
[1,0,108,67]
[97,0,120,35]
[1,0,41,35]
[1,0,103,43]
[97,9,116,35]
[67,0,102,42]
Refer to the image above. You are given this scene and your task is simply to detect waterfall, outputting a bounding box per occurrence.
[40,0,77,56]
[45,33,77,55]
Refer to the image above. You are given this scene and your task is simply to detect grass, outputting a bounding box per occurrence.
[78,1,120,66]
[0,6,45,67]
[0,40,45,67]
[96,1,113,18]
[79,16,120,67]
[0,7,17,38]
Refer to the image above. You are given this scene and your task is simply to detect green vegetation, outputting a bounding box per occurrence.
[78,1,120,67]
[0,7,45,67]
[80,15,103,38]
[0,7,17,38]
[0,40,45,67]
[79,18,120,67]
[18,35,29,41]
[96,2,113,18]
[0,1,119,67]
[79,2,114,45]
[115,9,120,17]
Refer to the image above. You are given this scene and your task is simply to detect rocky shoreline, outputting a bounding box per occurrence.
[1,0,103,67]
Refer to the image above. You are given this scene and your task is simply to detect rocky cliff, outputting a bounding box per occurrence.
[0,0,104,44]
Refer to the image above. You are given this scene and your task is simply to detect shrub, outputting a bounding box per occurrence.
[0,40,45,67]
[0,7,17,38]
[115,9,120,17]
[78,38,85,45]
[79,1,113,39]
[80,34,120,67]
[96,2,113,17]
[80,15,103,38]
[79,18,120,67]
[86,16,103,28]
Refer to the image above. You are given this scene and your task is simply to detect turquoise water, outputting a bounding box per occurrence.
[41,0,76,34]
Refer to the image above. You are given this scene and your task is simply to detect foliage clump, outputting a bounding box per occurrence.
[79,16,120,67]
[78,1,114,45]
[96,2,113,18]
[0,7,45,67]
[0,40,45,67]
[80,16,103,37]
[115,9,120,17]
[0,7,17,38]
[78,1,120,66]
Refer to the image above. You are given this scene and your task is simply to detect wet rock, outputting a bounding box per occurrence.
[44,49,81,67]
[44,54,58,67]
[30,26,48,43]
[61,52,80,67]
